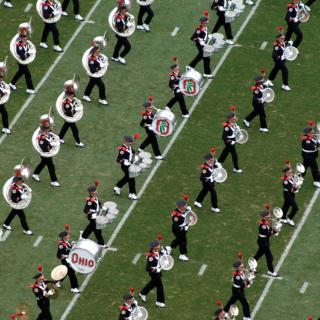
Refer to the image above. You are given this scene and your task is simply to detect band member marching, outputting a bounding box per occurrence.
[253,205,278,277]
[243,74,268,133]
[218,109,242,173]
[194,152,220,212]
[61,0,84,21]
[285,0,303,48]
[118,288,138,320]
[56,225,80,293]
[9,22,36,94]
[0,61,11,134]
[136,0,154,32]
[189,11,214,79]
[113,134,139,200]
[82,182,106,247]
[166,57,190,118]
[211,0,234,45]
[138,97,163,159]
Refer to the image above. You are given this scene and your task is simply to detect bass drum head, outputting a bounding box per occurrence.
[284,46,298,61]
[213,168,228,183]
[159,254,174,271]
[132,306,148,320]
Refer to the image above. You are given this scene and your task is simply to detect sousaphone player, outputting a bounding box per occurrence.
[0,58,11,134]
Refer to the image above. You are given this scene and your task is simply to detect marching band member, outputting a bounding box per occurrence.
[138,97,163,159]
[166,58,190,118]
[137,0,154,32]
[3,0,13,8]
[32,117,60,187]
[113,135,139,200]
[31,265,54,320]
[223,261,252,320]
[118,288,137,320]
[211,0,234,45]
[189,11,214,79]
[111,5,132,65]
[194,152,220,212]
[9,23,35,94]
[83,46,108,105]
[61,0,84,21]
[82,183,106,247]
[305,0,316,7]
[243,75,268,133]
[0,64,10,134]
[139,239,166,308]
[301,125,320,188]
[285,0,303,48]
[39,0,63,52]
[56,226,80,293]
[265,34,291,91]
[2,176,32,235]
[253,205,278,277]
[58,81,84,147]
[280,164,299,226]
[217,110,242,173]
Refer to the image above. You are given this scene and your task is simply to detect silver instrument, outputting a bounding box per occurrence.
[261,87,275,103]
[36,0,62,23]
[82,47,109,78]
[210,161,228,183]
[108,4,135,37]
[159,254,174,271]
[272,207,283,235]
[297,7,310,23]
[228,304,239,319]
[184,209,198,226]
[0,57,11,104]
[244,257,257,286]
[292,163,305,192]
[203,33,226,58]
[132,306,148,320]
[284,46,299,61]
[137,0,154,5]
[95,201,119,229]
[56,93,83,123]
[234,124,249,144]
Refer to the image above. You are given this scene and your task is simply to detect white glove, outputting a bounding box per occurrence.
[124,160,131,166]
[218,6,226,11]
[288,40,293,46]
[148,126,155,132]
[293,17,299,23]
[184,225,189,231]
[47,289,55,296]
[231,141,236,145]
[74,106,81,112]
[176,89,181,93]
[21,194,28,200]
[134,155,139,162]
[156,267,161,273]
[199,40,205,47]
[186,206,191,211]
[51,141,60,148]
[91,213,97,219]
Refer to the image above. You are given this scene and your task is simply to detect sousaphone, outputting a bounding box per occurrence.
[36,0,62,23]
[0,57,11,104]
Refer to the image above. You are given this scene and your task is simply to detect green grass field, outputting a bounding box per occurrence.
[0,0,320,319]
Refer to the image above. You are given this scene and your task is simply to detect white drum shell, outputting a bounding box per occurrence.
[32,127,61,158]
[55,92,84,123]
[10,34,36,65]
[36,0,62,23]
[151,109,177,137]
[225,10,236,23]
[82,48,109,78]
[179,67,203,96]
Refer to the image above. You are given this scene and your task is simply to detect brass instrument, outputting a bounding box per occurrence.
[271,207,283,235]
[0,56,11,104]
[36,0,62,23]
[82,47,108,78]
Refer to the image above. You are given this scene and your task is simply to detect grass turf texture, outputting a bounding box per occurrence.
[0,0,319,319]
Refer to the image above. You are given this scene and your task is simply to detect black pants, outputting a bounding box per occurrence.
[268,60,288,85]
[11,63,34,89]
[34,157,58,182]
[139,129,161,156]
[285,23,303,48]
[189,43,211,74]
[166,91,189,116]
[112,35,131,58]
[170,228,187,254]
[303,157,320,182]
[212,14,233,39]
[254,240,274,272]
[59,122,80,143]
[84,77,106,100]
[37,299,52,320]
[218,143,239,170]
[306,0,316,5]
[282,192,298,220]
[82,218,105,245]
[141,272,165,303]
[0,104,9,129]
[245,102,267,128]
[62,0,79,14]
[224,287,251,318]
[195,181,218,208]
[137,5,154,25]
[116,164,136,194]
[41,23,60,45]
[3,209,30,230]
[60,259,79,288]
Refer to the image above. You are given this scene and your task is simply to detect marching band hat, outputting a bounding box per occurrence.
[58,230,69,239]
[254,75,264,82]
[149,240,160,248]
[303,127,312,134]
[122,293,134,300]
[40,124,50,131]
[119,5,127,11]
[226,113,236,119]
[176,199,187,207]
[214,308,224,316]
[204,153,213,161]
[87,186,97,193]
[33,272,43,280]
[233,260,243,268]
[170,63,178,69]
[282,167,291,173]
[12,176,23,183]
[124,135,133,143]
[89,46,99,55]
[259,210,270,217]
[276,34,284,39]
[200,16,209,23]
[143,101,152,108]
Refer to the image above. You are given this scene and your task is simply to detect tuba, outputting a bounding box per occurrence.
[0,57,11,104]
[137,0,154,5]
[36,0,62,23]
[234,123,249,144]
[82,48,108,78]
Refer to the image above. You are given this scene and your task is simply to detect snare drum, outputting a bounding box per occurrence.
[68,239,102,274]
[179,67,203,96]
[151,109,176,137]
[129,164,141,178]
[96,215,110,229]
[138,151,152,159]
[225,10,236,23]
[139,162,148,172]
[284,46,299,61]
[142,158,152,168]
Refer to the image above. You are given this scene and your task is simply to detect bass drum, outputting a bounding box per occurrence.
[82,48,109,78]
[55,91,84,123]
[10,34,36,65]
[151,109,176,137]
[179,67,203,96]
[36,0,62,23]
[0,81,11,104]
[32,127,61,158]
[212,167,228,183]
[159,254,174,271]
[108,7,135,37]
[284,46,299,61]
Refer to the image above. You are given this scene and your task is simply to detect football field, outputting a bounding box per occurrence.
[0,0,320,319]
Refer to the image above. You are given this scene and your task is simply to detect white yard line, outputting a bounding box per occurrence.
[132,253,142,265]
[1,230,11,242]
[198,264,207,276]
[106,247,118,252]
[60,2,264,319]
[0,0,104,147]
[260,41,268,50]
[299,281,309,294]
[32,235,43,247]
[261,274,283,280]
[24,3,32,12]
[171,26,180,37]
[252,188,320,319]
[84,20,95,24]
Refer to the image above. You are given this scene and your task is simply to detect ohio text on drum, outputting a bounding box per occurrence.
[2,176,32,235]
[0,60,11,134]
[114,135,139,200]
[136,0,154,32]
[56,228,80,293]
[285,0,303,48]
[82,184,106,247]
[9,22,35,93]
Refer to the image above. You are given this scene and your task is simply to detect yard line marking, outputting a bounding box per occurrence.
[261,274,283,280]
[299,282,309,294]
[0,229,4,240]
[1,230,11,242]
[33,235,43,247]
[84,20,95,24]
[60,1,264,318]
[260,41,268,50]
[198,264,207,276]
[171,26,180,37]
[0,0,104,147]
[132,253,142,265]
[106,247,118,252]
[24,3,32,12]
[252,188,320,319]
